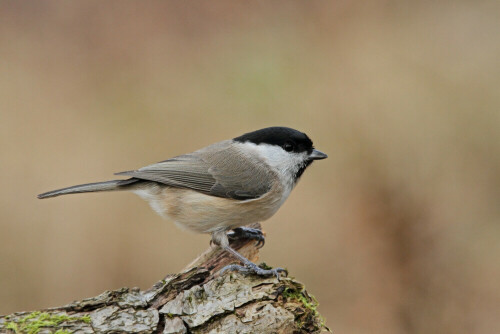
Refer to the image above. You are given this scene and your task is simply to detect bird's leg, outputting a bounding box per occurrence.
[227,227,265,248]
[212,231,287,279]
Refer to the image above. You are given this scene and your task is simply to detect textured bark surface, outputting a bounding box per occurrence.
[0,225,328,334]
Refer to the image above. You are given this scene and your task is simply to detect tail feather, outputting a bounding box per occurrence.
[38,178,139,199]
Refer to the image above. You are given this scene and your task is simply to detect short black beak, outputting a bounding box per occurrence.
[309,149,328,160]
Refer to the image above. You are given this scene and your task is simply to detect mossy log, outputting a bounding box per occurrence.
[0,224,328,334]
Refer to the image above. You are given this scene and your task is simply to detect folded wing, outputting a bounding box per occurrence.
[116,142,273,200]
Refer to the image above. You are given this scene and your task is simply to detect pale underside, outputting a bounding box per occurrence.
[134,183,286,233]
[128,141,307,234]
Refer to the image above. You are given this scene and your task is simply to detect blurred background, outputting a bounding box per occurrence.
[1,1,499,333]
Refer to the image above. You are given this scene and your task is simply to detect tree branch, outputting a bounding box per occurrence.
[0,224,328,334]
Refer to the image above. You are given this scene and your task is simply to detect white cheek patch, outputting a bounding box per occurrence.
[235,142,309,199]
[247,143,307,176]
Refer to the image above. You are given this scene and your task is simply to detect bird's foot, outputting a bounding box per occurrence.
[220,262,287,280]
[227,227,265,248]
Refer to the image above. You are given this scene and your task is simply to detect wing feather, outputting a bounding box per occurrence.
[116,141,273,200]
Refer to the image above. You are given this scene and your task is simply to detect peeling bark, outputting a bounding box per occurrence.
[0,225,328,334]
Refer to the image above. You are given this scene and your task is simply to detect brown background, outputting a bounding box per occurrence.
[1,1,499,333]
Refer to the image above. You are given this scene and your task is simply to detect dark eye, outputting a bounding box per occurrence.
[283,142,295,152]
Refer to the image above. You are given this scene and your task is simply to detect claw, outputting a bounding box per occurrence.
[228,227,265,248]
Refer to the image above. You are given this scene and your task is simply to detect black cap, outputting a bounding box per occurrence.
[234,127,314,154]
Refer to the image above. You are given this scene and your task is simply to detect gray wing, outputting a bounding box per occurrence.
[116,141,273,200]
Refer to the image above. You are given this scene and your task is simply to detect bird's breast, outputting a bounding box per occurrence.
[134,181,289,234]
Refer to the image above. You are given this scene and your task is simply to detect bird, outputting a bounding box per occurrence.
[38,126,327,278]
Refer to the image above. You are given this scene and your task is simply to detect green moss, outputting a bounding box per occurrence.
[283,287,318,314]
[258,262,273,270]
[282,283,330,332]
[4,311,91,334]
[6,322,18,332]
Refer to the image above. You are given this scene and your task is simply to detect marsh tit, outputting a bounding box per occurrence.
[38,126,327,278]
